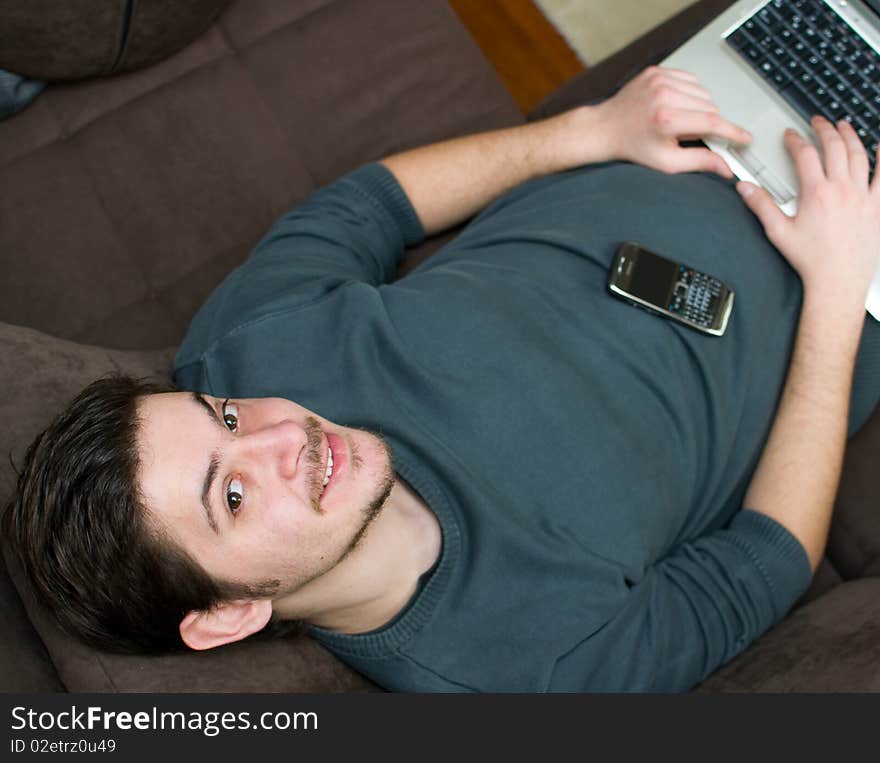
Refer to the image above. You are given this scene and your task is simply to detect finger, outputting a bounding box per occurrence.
[664,147,734,178]
[736,181,792,245]
[836,118,870,187]
[655,108,752,145]
[812,115,849,182]
[653,66,699,82]
[661,91,720,114]
[870,143,880,198]
[784,127,825,189]
[654,78,715,102]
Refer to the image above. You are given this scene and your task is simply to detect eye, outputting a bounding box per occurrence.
[226,475,244,516]
[222,399,239,433]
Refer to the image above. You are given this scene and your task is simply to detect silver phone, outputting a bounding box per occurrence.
[608,241,734,337]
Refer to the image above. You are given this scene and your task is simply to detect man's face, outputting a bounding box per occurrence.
[137,392,395,595]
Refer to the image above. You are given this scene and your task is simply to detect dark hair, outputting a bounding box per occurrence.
[1,374,305,654]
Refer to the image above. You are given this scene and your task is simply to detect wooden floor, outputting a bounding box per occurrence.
[448,0,586,115]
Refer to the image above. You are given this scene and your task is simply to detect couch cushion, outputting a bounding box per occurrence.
[0,321,379,691]
[0,0,230,81]
[0,555,63,692]
[827,404,880,578]
[0,0,522,351]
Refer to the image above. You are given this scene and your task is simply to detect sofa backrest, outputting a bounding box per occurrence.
[0,0,522,352]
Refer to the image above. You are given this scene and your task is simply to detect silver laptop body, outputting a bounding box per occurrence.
[662,0,880,316]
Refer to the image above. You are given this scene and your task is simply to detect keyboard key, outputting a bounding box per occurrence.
[729,1,880,143]
[781,82,819,119]
[798,71,815,89]
[744,44,763,61]
[771,68,792,87]
[728,29,751,50]
[824,99,845,119]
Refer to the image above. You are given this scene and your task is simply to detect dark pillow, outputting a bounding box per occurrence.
[0,322,377,692]
[0,0,230,81]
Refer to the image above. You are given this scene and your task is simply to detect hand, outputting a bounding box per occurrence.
[594,65,753,178]
[736,115,880,310]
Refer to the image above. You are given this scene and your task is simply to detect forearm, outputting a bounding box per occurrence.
[379,105,610,237]
[743,294,866,572]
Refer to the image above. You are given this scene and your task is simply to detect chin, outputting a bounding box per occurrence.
[352,429,395,520]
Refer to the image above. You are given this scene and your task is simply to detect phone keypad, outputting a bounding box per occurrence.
[669,266,723,327]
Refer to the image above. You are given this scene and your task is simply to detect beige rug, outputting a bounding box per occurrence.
[534,0,699,65]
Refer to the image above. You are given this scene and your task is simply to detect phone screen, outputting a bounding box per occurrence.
[630,249,677,307]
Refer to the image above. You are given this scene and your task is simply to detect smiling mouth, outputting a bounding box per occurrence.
[322,444,334,488]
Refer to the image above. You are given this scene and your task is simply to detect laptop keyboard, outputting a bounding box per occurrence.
[725,0,880,173]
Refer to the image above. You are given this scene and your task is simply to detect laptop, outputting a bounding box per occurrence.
[661,0,880,318]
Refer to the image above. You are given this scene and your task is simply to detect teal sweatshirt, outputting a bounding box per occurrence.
[173,160,817,692]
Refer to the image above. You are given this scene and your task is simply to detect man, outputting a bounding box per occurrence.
[5,66,880,691]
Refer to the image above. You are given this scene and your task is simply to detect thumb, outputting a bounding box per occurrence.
[736,180,789,244]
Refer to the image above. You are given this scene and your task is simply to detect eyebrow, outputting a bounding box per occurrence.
[190,391,223,536]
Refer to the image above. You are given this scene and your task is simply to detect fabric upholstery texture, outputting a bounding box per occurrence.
[0,0,521,350]
[0,0,520,692]
[2,0,879,693]
[0,0,231,80]
[695,578,880,692]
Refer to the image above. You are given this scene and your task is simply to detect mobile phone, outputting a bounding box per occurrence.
[607,241,734,336]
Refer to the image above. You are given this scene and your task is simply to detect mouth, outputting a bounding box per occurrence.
[316,432,346,510]
[321,435,334,491]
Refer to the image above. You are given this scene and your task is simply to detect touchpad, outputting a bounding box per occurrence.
[748,108,813,193]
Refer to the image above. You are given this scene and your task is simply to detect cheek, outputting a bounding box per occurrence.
[255,486,308,530]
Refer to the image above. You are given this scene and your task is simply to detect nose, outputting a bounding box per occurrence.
[238,420,307,482]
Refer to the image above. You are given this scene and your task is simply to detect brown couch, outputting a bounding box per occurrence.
[2,0,879,693]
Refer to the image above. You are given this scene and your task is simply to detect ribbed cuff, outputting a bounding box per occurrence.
[730,509,813,619]
[343,162,425,248]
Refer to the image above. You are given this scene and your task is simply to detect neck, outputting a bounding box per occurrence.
[271,477,441,634]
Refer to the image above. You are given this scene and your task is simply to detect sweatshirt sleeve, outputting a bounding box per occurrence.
[248,162,425,287]
[547,510,813,692]
[174,162,424,367]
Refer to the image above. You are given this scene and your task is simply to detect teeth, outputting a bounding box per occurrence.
[322,446,334,487]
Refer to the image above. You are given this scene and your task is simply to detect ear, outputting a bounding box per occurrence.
[179,599,274,651]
